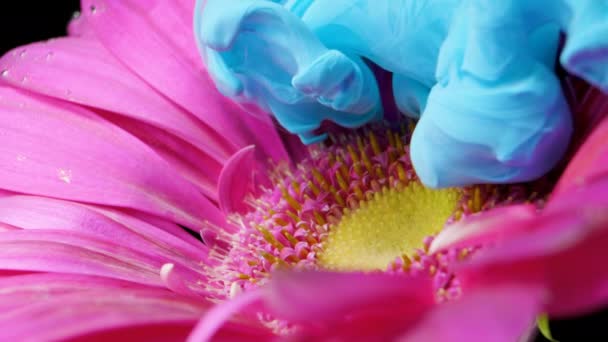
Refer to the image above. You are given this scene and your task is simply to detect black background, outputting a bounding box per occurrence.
[1,1,606,341]
[0,1,80,55]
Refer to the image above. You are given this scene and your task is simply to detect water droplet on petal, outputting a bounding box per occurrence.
[72,11,81,19]
[19,50,27,58]
[46,52,54,61]
[57,169,73,184]
[1,70,9,78]
[88,2,106,14]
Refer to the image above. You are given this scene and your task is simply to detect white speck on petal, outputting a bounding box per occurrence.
[160,263,174,280]
[57,169,73,183]
[229,282,243,298]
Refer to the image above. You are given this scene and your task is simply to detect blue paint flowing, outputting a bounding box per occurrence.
[195,0,608,187]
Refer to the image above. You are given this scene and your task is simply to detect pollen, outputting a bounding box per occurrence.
[319,183,460,271]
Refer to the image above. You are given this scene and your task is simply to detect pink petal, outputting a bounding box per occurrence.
[218,146,255,214]
[0,229,189,286]
[70,324,196,342]
[538,179,608,315]
[0,273,176,310]
[110,209,205,250]
[265,271,434,338]
[188,290,268,342]
[0,37,232,161]
[68,11,95,38]
[0,272,267,341]
[0,270,31,277]
[430,204,537,254]
[458,200,608,317]
[0,37,230,197]
[77,322,272,342]
[0,86,223,228]
[399,284,546,342]
[460,211,588,278]
[547,176,608,214]
[0,195,209,270]
[565,76,608,153]
[543,218,608,316]
[80,0,241,146]
[101,113,222,199]
[555,111,608,195]
[239,110,295,167]
[0,222,20,232]
[121,0,204,70]
[0,274,206,341]
[160,262,208,297]
[81,0,290,164]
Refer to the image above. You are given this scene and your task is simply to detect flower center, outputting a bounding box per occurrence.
[204,121,544,300]
[319,182,460,271]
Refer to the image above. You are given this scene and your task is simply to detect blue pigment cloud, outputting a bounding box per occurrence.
[195,0,607,187]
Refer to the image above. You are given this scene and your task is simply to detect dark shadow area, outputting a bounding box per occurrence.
[0,1,80,55]
[543,307,608,342]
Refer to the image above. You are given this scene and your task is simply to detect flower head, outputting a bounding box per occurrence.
[0,1,608,342]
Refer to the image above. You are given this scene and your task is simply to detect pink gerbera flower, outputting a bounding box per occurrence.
[0,1,607,341]
[196,77,607,341]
